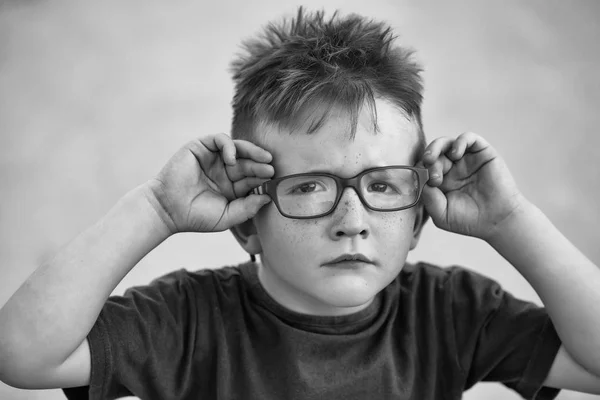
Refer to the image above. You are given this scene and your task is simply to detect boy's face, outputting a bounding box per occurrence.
[250,98,423,316]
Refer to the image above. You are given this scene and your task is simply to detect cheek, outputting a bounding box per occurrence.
[281,219,324,250]
[377,211,413,233]
[376,213,416,255]
[256,211,324,254]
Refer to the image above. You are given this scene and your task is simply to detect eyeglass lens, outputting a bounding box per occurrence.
[276,168,420,217]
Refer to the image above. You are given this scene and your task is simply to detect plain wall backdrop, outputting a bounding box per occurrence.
[1,0,599,399]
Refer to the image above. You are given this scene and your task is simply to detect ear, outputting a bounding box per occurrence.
[230,219,262,257]
[410,204,429,250]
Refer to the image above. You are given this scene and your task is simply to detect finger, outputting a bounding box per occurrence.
[233,177,271,198]
[233,139,273,163]
[200,133,238,166]
[449,132,490,160]
[426,154,453,187]
[421,185,448,228]
[226,159,275,181]
[422,136,455,166]
[218,194,272,229]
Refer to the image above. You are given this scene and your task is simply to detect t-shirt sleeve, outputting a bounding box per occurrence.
[62,269,199,400]
[448,266,562,400]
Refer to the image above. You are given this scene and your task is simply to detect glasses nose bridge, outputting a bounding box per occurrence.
[335,175,367,208]
[338,174,361,192]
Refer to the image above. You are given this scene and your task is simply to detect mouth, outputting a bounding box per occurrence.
[323,253,374,268]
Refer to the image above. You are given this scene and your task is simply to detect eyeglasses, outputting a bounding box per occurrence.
[251,166,429,219]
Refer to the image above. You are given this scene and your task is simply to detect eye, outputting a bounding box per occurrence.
[368,182,399,194]
[290,182,323,194]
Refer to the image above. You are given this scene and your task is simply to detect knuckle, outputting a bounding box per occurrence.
[249,162,260,176]
[234,138,250,148]
[237,159,250,175]
[431,137,445,146]
[217,133,232,147]
[187,138,201,150]
[244,202,254,220]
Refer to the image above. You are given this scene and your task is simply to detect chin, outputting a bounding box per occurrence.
[318,280,380,308]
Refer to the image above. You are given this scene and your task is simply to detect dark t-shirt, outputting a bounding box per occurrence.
[63,262,561,399]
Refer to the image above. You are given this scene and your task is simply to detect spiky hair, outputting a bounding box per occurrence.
[230,7,425,146]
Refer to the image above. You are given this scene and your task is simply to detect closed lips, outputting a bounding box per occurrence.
[325,254,373,264]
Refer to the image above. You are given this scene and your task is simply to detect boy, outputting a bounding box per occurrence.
[1,6,600,399]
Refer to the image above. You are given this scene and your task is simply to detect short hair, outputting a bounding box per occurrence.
[230,6,426,155]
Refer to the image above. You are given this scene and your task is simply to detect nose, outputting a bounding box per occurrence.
[329,187,370,240]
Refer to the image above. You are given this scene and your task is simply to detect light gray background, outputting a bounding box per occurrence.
[1,0,599,399]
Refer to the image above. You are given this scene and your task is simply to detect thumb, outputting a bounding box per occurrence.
[421,185,447,226]
[221,194,271,228]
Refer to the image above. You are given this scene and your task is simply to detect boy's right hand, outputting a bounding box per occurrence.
[145,133,274,234]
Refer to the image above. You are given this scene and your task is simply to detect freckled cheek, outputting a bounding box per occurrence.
[285,219,326,248]
[375,213,415,259]
[259,216,324,255]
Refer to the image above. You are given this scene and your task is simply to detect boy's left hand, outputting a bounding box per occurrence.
[420,132,527,241]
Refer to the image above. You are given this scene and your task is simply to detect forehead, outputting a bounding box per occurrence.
[255,98,421,178]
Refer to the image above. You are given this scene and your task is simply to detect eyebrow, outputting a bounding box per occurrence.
[275,165,417,179]
[368,169,394,178]
[272,169,331,179]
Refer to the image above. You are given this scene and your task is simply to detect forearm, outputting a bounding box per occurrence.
[488,201,600,376]
[0,183,171,373]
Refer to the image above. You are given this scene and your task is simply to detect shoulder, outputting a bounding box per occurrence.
[400,261,500,291]
[130,263,246,294]
[110,263,250,317]
[147,263,244,284]
[398,261,507,314]
[401,262,545,337]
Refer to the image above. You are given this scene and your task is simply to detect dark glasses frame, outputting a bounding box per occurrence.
[251,165,429,219]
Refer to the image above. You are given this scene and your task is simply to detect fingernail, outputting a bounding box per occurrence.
[431,173,440,179]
